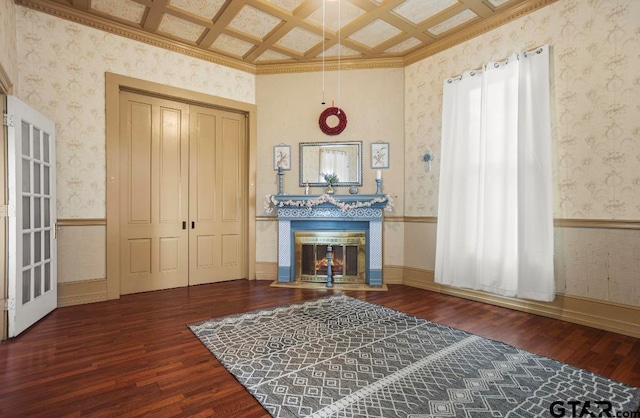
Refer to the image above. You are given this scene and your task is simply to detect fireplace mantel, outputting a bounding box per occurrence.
[268,194,390,286]
[265,193,392,219]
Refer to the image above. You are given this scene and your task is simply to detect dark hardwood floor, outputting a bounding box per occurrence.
[1,280,638,417]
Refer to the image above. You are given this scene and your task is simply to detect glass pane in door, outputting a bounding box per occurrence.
[22,197,30,230]
[34,163,40,194]
[22,121,30,156]
[34,231,41,263]
[34,197,41,229]
[34,266,41,298]
[43,133,49,163]
[44,166,49,195]
[44,198,50,227]
[44,263,51,292]
[22,159,30,192]
[23,233,30,267]
[45,231,50,259]
[33,128,40,159]
[22,270,31,304]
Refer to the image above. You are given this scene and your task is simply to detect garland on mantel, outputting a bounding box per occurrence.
[264,193,393,213]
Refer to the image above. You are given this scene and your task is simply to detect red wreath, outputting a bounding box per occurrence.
[319,107,347,136]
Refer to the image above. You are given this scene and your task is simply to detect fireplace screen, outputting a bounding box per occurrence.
[295,231,366,283]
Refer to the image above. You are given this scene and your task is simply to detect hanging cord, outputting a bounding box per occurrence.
[321,0,326,105]
[337,0,341,114]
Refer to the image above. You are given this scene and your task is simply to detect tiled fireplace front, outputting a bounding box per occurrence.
[269,194,389,286]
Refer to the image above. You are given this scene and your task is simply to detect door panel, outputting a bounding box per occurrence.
[128,101,152,224]
[128,239,151,274]
[7,95,57,338]
[189,106,246,285]
[196,235,215,267]
[159,108,182,223]
[119,92,189,294]
[221,234,239,266]
[159,237,180,272]
[222,118,240,222]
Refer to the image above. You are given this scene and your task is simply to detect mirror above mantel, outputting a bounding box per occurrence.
[299,141,362,187]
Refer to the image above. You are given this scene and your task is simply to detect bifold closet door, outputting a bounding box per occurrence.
[119,92,189,294]
[189,105,246,285]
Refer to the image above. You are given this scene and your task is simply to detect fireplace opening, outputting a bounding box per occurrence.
[295,231,366,283]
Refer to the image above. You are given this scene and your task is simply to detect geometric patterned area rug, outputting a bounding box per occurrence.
[189,295,640,417]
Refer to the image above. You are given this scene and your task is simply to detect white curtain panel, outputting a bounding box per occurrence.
[435,45,554,302]
[320,149,349,182]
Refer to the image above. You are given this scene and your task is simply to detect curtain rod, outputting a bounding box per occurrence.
[446,45,547,83]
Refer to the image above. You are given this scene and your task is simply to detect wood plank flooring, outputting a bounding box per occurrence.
[1,280,638,417]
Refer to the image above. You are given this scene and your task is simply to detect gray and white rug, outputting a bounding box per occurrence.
[189,295,640,417]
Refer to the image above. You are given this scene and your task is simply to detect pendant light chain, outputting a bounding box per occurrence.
[337,0,341,114]
[320,0,342,111]
[321,0,326,105]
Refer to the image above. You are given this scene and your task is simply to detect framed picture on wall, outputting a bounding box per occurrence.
[371,142,389,169]
[274,145,291,170]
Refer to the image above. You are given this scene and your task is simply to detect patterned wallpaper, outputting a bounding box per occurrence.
[404,0,640,220]
[0,0,18,89]
[15,7,255,218]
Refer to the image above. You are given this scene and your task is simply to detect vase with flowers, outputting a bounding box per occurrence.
[322,172,339,194]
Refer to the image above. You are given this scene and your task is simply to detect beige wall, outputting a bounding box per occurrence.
[14,7,255,285]
[15,6,255,220]
[0,0,18,90]
[255,68,405,265]
[403,0,640,308]
[58,225,106,283]
[554,227,639,306]
[405,0,640,219]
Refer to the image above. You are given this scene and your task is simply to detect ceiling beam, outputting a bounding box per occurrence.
[72,0,89,11]
[198,0,246,48]
[458,0,496,18]
[142,0,169,31]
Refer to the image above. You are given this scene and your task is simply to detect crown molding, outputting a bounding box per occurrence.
[255,57,405,75]
[403,0,559,66]
[15,0,257,74]
[16,0,558,75]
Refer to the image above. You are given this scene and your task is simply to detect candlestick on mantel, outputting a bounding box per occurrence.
[376,170,382,179]
[277,166,284,195]
[375,178,383,194]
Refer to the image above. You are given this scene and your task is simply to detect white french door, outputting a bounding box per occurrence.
[6,95,57,338]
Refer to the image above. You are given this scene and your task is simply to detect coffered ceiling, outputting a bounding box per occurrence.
[16,0,555,73]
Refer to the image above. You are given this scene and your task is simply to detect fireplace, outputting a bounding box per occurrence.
[295,231,366,283]
[268,193,390,286]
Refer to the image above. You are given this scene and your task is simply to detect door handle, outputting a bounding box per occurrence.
[182,221,186,230]
[191,221,195,229]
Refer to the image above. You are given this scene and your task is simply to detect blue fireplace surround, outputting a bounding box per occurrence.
[271,194,388,286]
